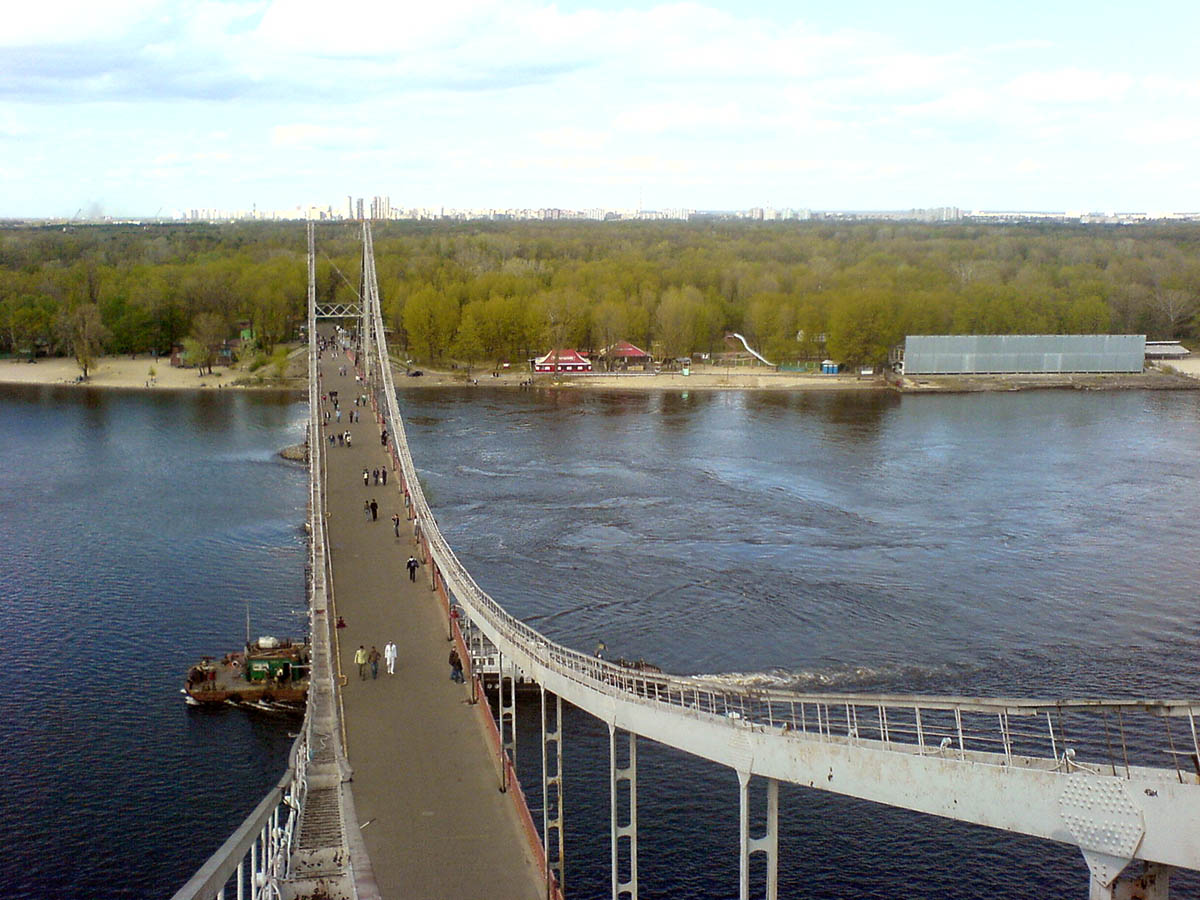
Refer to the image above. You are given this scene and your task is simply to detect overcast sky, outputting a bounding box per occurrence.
[3,0,1198,218]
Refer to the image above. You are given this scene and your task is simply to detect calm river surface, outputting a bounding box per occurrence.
[0,384,308,899]
[2,383,1198,898]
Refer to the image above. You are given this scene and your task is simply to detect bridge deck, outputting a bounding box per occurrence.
[321,359,545,900]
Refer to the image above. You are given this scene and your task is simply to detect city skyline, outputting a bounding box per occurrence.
[3,0,1199,218]
[17,199,1200,227]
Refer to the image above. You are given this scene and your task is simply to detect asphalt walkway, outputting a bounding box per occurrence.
[319,354,545,900]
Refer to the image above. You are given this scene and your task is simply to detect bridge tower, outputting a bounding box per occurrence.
[310,222,364,322]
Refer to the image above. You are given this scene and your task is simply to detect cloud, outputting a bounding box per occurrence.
[3,0,1199,214]
[272,124,379,149]
[0,0,170,46]
[532,127,612,150]
[0,0,902,105]
[1003,68,1133,105]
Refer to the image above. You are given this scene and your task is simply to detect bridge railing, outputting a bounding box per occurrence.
[358,225,1200,786]
[168,733,307,900]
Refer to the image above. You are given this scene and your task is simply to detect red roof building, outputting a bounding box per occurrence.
[533,349,593,373]
[597,340,652,371]
[608,340,650,359]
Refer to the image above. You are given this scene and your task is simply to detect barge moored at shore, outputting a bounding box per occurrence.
[183,636,309,707]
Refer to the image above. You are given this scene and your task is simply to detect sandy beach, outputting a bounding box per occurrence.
[3,351,1197,394]
[526,368,885,390]
[0,354,886,393]
[0,354,306,392]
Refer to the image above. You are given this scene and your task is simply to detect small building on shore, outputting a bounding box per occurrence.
[532,349,593,373]
[1145,341,1190,360]
[599,340,652,371]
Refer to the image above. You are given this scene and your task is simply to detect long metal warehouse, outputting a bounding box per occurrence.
[903,334,1146,375]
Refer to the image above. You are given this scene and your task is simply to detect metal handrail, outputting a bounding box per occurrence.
[360,223,1200,781]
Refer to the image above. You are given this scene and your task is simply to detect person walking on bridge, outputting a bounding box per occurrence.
[384,641,397,675]
[406,556,419,582]
[370,498,378,521]
[448,648,464,683]
[368,646,381,679]
[354,645,368,680]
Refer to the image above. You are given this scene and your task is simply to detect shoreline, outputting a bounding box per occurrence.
[4,354,1198,395]
[0,355,305,394]
[892,369,1200,393]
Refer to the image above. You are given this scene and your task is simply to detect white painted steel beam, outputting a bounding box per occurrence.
[516,660,1200,872]
[499,650,516,789]
[738,773,777,900]
[542,688,565,899]
[610,726,638,900]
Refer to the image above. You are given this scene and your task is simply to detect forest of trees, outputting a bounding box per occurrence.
[2,219,1199,370]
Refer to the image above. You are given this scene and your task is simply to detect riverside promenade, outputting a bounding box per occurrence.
[319,356,546,900]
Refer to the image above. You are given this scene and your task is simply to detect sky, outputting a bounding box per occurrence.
[2,0,1199,218]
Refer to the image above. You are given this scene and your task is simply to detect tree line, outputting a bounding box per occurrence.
[2,219,1198,372]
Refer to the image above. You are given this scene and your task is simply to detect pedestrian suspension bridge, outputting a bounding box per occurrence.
[172,222,1200,900]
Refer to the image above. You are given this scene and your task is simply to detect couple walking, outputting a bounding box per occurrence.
[355,642,399,679]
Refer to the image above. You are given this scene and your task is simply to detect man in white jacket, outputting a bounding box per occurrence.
[383,641,398,675]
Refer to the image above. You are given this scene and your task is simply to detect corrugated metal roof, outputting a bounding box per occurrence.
[1145,341,1190,358]
[903,334,1146,374]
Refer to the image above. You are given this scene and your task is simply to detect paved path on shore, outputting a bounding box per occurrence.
[319,357,545,900]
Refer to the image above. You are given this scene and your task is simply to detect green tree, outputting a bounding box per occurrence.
[403,287,459,361]
[826,292,898,367]
[654,286,703,359]
[242,255,303,353]
[592,299,629,369]
[452,302,487,363]
[60,304,111,379]
[1062,296,1112,333]
[189,312,227,374]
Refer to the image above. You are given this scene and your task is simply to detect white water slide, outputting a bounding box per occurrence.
[730,332,775,367]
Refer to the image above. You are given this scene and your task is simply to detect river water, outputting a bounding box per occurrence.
[0,384,308,899]
[397,386,1200,900]
[2,384,1198,898]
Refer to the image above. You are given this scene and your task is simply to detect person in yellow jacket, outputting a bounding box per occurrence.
[354,645,368,680]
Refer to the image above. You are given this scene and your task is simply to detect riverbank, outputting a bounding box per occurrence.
[892,369,1200,393]
[400,365,886,391]
[7,353,1198,395]
[0,354,305,392]
[536,369,884,391]
[403,365,1200,393]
